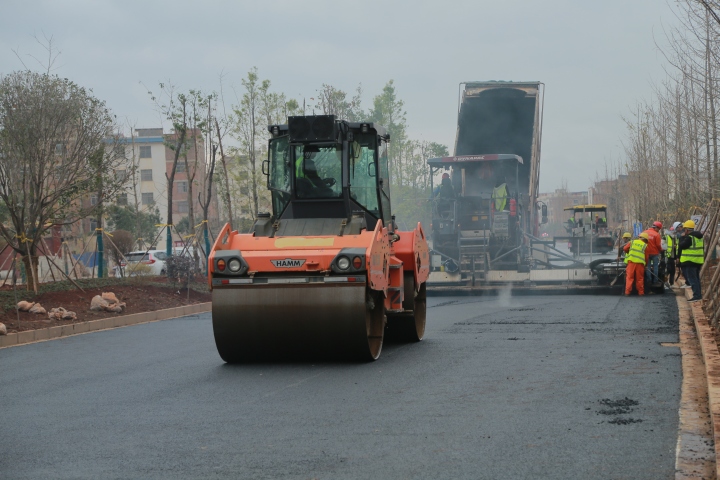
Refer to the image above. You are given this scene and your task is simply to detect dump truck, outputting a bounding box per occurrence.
[208,115,430,362]
[428,81,612,290]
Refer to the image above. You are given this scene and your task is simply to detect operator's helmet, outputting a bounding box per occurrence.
[652,221,663,229]
[671,221,682,231]
[622,232,631,239]
[683,220,696,229]
[639,232,650,240]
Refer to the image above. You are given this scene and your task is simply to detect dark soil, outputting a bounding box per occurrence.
[0,277,211,334]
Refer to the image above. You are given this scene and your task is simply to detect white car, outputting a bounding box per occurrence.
[118,250,169,276]
[117,248,194,277]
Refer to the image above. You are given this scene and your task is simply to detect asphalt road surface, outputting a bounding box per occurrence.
[1,292,680,479]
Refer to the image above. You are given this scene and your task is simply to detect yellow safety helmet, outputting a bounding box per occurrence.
[683,220,696,229]
[638,232,650,240]
[622,232,631,239]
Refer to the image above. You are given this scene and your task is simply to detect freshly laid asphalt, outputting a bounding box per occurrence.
[0,292,680,479]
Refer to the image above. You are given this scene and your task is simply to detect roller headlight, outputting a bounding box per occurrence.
[336,256,351,270]
[228,258,242,272]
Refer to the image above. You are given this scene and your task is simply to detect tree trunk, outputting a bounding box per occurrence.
[166,107,187,255]
[21,247,39,293]
[215,119,233,228]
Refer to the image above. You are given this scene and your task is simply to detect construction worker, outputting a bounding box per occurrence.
[438,173,456,199]
[623,232,650,296]
[643,221,663,286]
[566,216,575,234]
[295,147,336,197]
[492,176,509,211]
[665,222,681,286]
[678,219,704,302]
[616,232,632,261]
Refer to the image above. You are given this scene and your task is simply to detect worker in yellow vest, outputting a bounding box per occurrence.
[678,220,704,302]
[623,232,650,296]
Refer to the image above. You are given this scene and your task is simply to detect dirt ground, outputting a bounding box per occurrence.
[0,279,211,334]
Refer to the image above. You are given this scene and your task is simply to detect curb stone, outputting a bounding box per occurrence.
[0,302,211,349]
[685,287,720,478]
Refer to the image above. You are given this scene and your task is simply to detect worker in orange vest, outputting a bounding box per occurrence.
[623,232,650,296]
[643,221,663,285]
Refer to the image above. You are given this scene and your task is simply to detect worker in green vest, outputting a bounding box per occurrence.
[623,232,649,295]
[295,147,336,197]
[678,219,704,302]
[492,177,509,211]
[665,223,680,285]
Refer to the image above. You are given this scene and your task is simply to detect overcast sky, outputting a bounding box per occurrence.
[1,0,678,192]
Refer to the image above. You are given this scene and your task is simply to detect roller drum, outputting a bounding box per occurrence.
[212,284,385,362]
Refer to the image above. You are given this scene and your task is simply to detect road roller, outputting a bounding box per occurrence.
[208,115,430,362]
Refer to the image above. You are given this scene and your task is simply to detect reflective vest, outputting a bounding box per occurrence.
[624,239,647,265]
[680,235,704,264]
[295,157,305,178]
[666,235,674,258]
[492,183,508,211]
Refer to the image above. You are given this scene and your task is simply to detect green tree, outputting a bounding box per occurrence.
[106,204,161,246]
[0,70,126,291]
[369,80,408,187]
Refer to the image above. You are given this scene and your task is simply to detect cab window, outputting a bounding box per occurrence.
[377,139,392,225]
[268,136,291,216]
[294,144,342,199]
[349,134,380,217]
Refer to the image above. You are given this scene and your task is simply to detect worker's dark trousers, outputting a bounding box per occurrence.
[666,259,675,285]
[684,265,702,300]
[645,254,659,284]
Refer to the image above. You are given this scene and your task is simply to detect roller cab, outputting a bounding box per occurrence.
[208,116,429,362]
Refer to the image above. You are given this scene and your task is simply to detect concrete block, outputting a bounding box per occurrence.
[0,333,19,347]
[60,324,75,337]
[17,330,35,345]
[73,322,89,334]
[47,326,63,339]
[34,329,50,341]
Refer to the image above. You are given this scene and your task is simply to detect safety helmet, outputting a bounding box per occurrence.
[622,232,631,239]
[671,221,682,231]
[652,221,663,229]
[639,232,650,240]
[683,220,696,229]
[442,173,450,179]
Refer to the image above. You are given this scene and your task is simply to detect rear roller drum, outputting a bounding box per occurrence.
[388,272,426,342]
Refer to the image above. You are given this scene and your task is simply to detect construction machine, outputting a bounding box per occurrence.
[208,115,430,362]
[428,81,618,291]
[557,204,615,256]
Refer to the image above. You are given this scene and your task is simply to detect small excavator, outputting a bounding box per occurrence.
[207,115,429,362]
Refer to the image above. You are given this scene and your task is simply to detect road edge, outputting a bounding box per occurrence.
[0,302,211,349]
[685,287,720,478]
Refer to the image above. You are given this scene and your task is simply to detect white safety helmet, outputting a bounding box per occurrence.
[670,221,682,231]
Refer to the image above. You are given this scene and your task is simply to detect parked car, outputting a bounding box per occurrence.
[114,250,168,276]
[115,248,195,277]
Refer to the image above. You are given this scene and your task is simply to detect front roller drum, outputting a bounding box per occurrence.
[212,284,385,363]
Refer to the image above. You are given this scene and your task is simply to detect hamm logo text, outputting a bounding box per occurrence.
[271,259,306,268]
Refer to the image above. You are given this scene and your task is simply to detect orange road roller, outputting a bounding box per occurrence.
[208,115,429,362]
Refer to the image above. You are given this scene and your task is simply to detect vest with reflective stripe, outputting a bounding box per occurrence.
[680,235,704,264]
[624,239,647,265]
[492,183,508,211]
[295,157,305,178]
[666,235,674,258]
